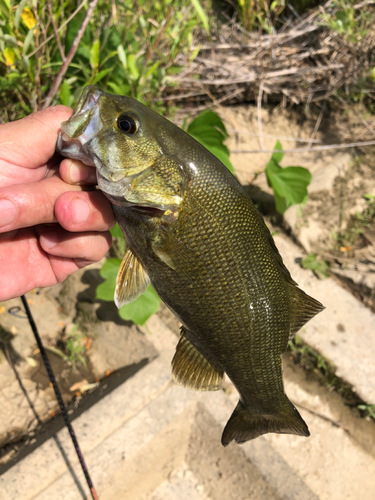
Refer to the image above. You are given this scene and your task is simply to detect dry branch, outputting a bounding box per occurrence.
[164,2,375,106]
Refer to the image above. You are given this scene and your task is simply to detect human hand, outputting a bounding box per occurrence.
[0,105,115,301]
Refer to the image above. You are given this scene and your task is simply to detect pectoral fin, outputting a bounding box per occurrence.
[152,225,199,276]
[172,330,223,391]
[115,248,150,308]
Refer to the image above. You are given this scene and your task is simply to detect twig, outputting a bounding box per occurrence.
[257,83,264,151]
[48,0,65,62]
[226,129,322,143]
[42,0,99,109]
[231,140,375,154]
[28,0,88,59]
[353,0,375,8]
[307,100,327,150]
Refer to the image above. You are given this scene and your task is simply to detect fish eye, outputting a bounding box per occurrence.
[117,114,139,135]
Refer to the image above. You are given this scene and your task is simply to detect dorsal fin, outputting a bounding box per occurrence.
[171,329,224,391]
[288,285,324,338]
[115,248,150,308]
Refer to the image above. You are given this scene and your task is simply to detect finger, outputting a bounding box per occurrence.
[59,158,97,185]
[0,176,82,233]
[38,227,112,262]
[55,190,116,232]
[0,105,73,171]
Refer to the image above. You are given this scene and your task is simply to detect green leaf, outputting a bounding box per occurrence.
[187,110,234,174]
[0,34,18,47]
[96,258,122,301]
[60,80,71,107]
[14,0,28,30]
[117,44,127,69]
[145,61,160,80]
[187,110,228,138]
[90,39,100,70]
[127,53,139,80]
[205,146,235,174]
[266,159,311,215]
[110,223,125,239]
[301,253,330,279]
[189,0,209,33]
[118,285,161,325]
[92,67,113,85]
[23,25,35,54]
[0,0,10,19]
[271,140,284,163]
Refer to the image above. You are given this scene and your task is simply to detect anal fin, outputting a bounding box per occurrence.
[172,330,223,391]
[115,248,150,308]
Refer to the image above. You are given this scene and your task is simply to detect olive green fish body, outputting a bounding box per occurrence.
[57,86,324,445]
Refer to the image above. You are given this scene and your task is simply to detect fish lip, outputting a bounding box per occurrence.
[58,86,103,155]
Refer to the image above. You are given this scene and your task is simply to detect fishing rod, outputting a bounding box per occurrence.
[20,295,99,500]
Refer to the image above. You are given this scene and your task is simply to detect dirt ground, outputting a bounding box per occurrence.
[1,100,374,480]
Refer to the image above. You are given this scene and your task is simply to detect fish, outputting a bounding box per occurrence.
[57,85,324,445]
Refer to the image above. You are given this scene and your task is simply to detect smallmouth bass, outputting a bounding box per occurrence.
[57,86,324,445]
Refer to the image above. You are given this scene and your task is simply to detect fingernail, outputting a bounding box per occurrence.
[0,199,17,228]
[72,198,90,223]
[69,162,88,184]
[40,231,58,249]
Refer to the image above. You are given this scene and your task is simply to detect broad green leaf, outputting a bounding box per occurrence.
[273,190,288,215]
[187,110,228,138]
[266,159,311,214]
[90,39,100,70]
[203,145,234,174]
[271,140,284,163]
[118,285,161,325]
[96,258,122,301]
[187,110,234,174]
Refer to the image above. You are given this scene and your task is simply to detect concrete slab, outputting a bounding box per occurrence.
[1,315,374,500]
[273,234,375,404]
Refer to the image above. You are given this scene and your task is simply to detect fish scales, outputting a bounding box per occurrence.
[57,85,324,445]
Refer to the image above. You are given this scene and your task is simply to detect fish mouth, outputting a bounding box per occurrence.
[56,86,103,165]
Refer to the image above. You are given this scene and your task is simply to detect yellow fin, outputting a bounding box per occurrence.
[172,331,223,391]
[115,248,150,308]
[289,285,324,338]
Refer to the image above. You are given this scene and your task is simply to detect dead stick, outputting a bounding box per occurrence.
[231,140,375,154]
[42,0,99,109]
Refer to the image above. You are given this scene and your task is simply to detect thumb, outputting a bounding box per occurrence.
[0,105,73,170]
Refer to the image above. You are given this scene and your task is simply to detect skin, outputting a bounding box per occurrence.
[0,105,115,302]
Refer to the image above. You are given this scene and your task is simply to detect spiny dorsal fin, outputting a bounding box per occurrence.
[115,248,150,309]
[288,285,324,338]
[172,330,224,391]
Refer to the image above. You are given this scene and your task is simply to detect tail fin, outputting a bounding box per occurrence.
[221,400,309,446]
